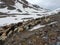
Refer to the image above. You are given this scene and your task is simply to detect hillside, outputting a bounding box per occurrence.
[0,0,60,45]
[0,0,49,27]
[0,0,48,14]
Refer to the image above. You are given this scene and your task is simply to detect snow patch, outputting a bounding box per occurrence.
[0,15,43,26]
[29,24,45,31]
[48,8,60,15]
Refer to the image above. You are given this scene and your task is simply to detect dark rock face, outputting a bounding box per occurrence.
[23,4,28,8]
[17,9,22,12]
[0,12,7,15]
[33,5,40,8]
[21,0,28,4]
[7,6,16,10]
[1,0,15,5]
[0,0,16,10]
[0,1,6,8]
[0,5,6,8]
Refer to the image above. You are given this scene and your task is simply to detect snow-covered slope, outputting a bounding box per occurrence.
[48,8,60,15]
[0,15,44,26]
[0,0,50,26]
[0,0,48,14]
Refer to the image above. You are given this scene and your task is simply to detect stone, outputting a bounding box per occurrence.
[1,36,7,40]
[18,27,24,32]
[7,30,12,36]
[44,18,50,23]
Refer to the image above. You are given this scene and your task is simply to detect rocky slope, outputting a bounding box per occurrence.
[0,12,60,45]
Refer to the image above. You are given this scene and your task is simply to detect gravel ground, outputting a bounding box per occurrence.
[0,13,60,45]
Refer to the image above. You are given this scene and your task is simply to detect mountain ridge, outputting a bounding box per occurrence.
[0,0,48,14]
